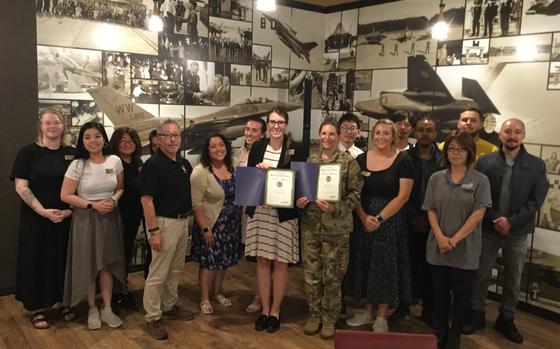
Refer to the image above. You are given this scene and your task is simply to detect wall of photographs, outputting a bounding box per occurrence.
[35,0,560,315]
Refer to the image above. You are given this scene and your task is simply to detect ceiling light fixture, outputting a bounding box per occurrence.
[431,0,448,41]
[256,0,276,12]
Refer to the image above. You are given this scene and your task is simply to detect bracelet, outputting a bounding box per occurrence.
[148,226,160,233]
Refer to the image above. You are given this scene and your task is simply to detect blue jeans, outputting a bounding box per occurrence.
[471,233,527,318]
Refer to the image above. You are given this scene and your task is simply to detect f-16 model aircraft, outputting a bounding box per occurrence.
[88,86,300,153]
[355,55,500,139]
[261,13,318,63]
[526,0,560,15]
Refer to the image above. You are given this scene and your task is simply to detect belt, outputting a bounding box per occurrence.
[159,211,192,219]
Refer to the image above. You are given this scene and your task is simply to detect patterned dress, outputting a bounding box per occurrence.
[192,174,241,269]
[344,152,413,306]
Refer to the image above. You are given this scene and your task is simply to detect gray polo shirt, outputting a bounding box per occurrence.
[422,169,492,270]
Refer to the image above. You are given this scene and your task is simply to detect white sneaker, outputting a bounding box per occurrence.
[100,306,123,328]
[345,311,374,327]
[372,316,389,333]
[88,308,101,330]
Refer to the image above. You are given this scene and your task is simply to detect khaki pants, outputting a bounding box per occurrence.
[144,216,190,322]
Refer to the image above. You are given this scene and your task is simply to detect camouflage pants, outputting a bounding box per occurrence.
[302,230,349,324]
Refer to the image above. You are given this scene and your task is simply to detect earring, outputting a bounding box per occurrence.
[103,142,109,148]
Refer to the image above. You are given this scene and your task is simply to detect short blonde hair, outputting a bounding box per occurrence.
[372,118,398,147]
[36,109,65,146]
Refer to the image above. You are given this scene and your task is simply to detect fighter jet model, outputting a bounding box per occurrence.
[355,55,500,139]
[88,86,300,153]
[261,13,318,63]
[526,0,560,15]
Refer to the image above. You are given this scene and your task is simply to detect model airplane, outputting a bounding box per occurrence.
[526,0,560,15]
[355,55,500,139]
[261,13,318,63]
[88,86,300,153]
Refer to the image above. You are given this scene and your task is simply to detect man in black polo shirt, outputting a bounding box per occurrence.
[141,119,194,340]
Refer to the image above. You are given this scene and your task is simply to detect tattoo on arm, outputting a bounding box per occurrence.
[21,187,38,210]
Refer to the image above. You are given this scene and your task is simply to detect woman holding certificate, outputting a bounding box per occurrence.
[245,107,306,333]
[296,120,363,339]
[344,119,414,333]
[191,134,241,315]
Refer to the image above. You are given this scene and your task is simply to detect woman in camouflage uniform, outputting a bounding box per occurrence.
[296,120,363,339]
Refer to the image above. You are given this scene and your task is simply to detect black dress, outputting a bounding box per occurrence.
[10,144,73,311]
[119,159,143,277]
[344,151,414,306]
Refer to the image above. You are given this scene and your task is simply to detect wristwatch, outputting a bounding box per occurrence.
[111,195,118,206]
[87,202,93,209]
[202,227,210,233]
[376,214,385,223]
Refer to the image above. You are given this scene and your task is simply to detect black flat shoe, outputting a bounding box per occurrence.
[255,314,268,331]
[266,315,280,333]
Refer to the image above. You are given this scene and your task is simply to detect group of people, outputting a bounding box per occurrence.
[209,35,252,64]
[470,0,515,38]
[12,105,548,349]
[37,0,149,29]
[132,58,184,82]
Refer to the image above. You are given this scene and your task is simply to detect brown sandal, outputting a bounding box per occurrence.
[31,312,50,329]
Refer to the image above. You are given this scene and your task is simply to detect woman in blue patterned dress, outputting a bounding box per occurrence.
[191,133,241,315]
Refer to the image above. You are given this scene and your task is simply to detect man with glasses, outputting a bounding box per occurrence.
[337,113,363,159]
[141,120,195,340]
[463,118,548,344]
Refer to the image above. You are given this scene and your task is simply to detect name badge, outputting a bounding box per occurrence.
[64,154,74,161]
[462,182,474,192]
[105,168,114,174]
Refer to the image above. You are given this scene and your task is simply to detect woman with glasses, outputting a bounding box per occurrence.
[10,109,75,329]
[344,119,414,333]
[422,131,491,349]
[108,127,143,309]
[191,134,240,315]
[60,122,126,330]
[245,107,306,333]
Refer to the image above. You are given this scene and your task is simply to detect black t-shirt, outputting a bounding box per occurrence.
[140,150,192,217]
[10,143,74,209]
[120,158,143,214]
[357,151,414,199]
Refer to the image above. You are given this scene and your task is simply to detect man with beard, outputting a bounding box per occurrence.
[440,108,498,159]
[463,118,548,344]
[389,117,443,326]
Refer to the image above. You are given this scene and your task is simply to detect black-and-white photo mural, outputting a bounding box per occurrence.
[38,45,102,100]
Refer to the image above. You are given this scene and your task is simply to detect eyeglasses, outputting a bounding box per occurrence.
[158,133,181,139]
[447,146,467,153]
[268,120,286,127]
[119,139,135,145]
[340,126,358,132]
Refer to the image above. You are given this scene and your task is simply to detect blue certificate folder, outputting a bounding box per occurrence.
[234,167,266,206]
[290,161,319,201]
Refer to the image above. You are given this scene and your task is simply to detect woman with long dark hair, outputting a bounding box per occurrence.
[11,109,75,329]
[60,122,126,330]
[108,127,143,309]
[191,133,240,314]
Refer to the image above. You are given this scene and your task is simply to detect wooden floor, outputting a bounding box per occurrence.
[1,260,558,349]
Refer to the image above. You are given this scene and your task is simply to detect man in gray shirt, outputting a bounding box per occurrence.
[463,119,549,344]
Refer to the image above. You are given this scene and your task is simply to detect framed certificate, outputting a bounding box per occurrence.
[264,169,296,208]
[316,163,341,202]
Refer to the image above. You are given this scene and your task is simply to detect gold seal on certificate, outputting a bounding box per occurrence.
[317,163,341,202]
[265,169,296,208]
